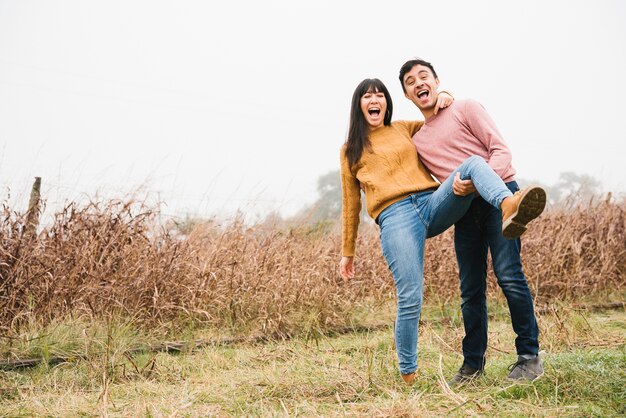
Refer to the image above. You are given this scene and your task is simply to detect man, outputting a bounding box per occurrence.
[398,58,544,384]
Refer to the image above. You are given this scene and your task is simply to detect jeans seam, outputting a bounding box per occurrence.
[411,194,430,229]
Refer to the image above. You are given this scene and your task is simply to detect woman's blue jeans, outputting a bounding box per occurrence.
[377,156,512,375]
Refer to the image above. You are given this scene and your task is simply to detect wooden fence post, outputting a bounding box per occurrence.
[25,176,41,240]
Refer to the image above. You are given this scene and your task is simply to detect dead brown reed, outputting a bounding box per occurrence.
[438,197,625,301]
[0,196,624,336]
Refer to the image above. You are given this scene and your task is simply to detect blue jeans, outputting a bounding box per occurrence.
[377,156,513,375]
[454,181,539,370]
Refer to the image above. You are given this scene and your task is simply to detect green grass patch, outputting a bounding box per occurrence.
[1,302,624,416]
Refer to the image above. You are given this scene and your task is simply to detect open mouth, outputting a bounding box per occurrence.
[417,89,429,99]
[368,107,381,116]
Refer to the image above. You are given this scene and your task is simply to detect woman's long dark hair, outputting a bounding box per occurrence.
[345,78,393,169]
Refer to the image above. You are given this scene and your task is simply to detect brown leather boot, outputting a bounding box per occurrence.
[501,186,547,238]
[401,372,416,385]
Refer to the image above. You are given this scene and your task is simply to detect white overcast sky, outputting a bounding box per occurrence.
[1,0,625,222]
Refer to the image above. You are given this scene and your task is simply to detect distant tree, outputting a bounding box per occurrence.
[517,171,602,207]
[313,170,342,220]
[516,177,562,206]
[555,172,602,202]
[292,169,367,224]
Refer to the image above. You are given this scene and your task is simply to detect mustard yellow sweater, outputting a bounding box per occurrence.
[340,120,440,256]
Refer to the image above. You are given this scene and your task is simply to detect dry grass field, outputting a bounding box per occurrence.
[1,196,624,335]
[1,303,624,416]
[1,195,625,416]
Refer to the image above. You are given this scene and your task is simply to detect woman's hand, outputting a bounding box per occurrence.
[434,91,454,115]
[340,256,355,280]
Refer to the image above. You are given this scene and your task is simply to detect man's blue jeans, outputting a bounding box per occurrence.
[377,156,513,375]
[454,181,539,370]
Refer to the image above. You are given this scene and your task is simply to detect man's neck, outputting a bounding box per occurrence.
[421,108,435,120]
[420,91,440,120]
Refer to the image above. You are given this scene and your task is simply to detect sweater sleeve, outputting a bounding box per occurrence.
[340,147,362,257]
[462,100,512,178]
[406,120,425,137]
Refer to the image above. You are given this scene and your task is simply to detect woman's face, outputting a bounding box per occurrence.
[360,89,387,129]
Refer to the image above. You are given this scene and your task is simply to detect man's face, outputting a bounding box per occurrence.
[402,64,440,112]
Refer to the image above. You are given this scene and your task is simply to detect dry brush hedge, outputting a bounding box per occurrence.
[0,197,624,335]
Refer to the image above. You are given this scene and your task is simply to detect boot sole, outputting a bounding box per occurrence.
[502,186,547,239]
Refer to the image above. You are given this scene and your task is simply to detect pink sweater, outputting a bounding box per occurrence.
[412,99,516,183]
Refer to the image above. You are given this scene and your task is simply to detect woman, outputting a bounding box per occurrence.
[339,78,545,384]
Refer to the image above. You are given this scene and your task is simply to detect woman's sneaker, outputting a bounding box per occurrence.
[507,355,544,381]
[501,186,547,238]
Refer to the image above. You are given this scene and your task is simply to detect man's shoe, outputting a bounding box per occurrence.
[501,186,547,239]
[447,364,483,387]
[507,355,544,381]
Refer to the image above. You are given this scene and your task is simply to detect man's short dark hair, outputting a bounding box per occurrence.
[399,59,438,93]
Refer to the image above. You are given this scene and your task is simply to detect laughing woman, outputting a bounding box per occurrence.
[339,78,545,385]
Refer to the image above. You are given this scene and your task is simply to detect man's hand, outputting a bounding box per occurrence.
[434,91,454,115]
[340,256,355,280]
[453,172,477,196]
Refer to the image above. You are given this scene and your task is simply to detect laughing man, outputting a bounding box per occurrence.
[399,58,545,385]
